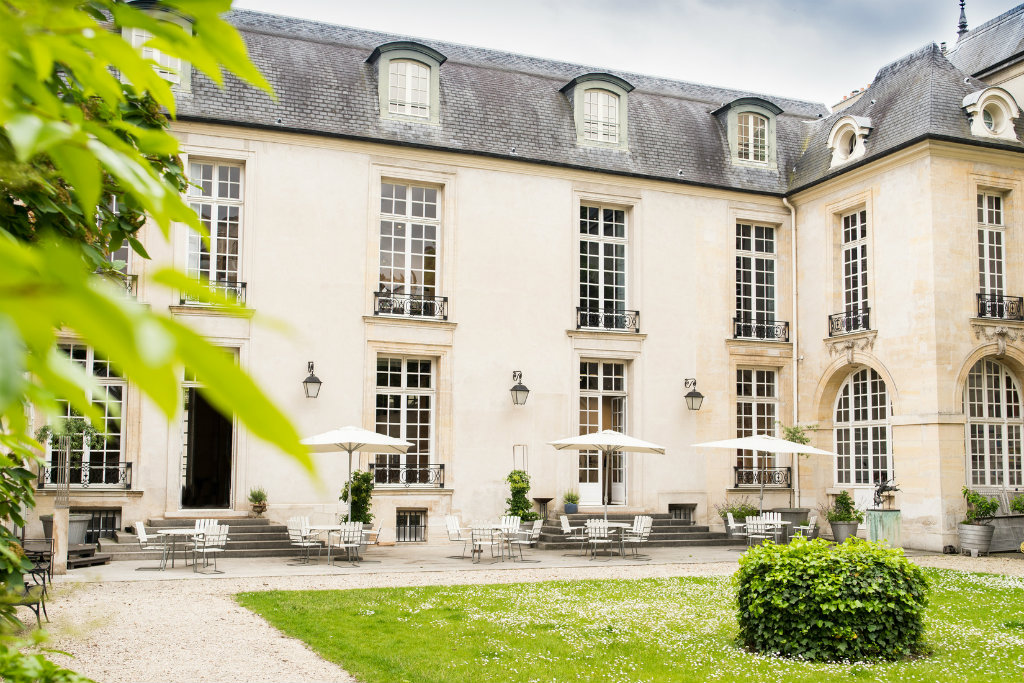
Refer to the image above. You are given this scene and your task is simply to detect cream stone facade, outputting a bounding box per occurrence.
[27,6,1024,551]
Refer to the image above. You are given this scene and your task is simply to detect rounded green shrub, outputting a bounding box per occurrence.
[734,536,928,661]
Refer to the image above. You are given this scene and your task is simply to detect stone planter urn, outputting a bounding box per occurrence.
[41,513,92,545]
[829,521,859,544]
[958,522,995,556]
[250,502,267,517]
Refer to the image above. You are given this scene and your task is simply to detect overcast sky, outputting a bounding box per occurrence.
[232,0,1020,107]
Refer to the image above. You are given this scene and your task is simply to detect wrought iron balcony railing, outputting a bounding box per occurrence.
[373,291,449,321]
[369,463,445,488]
[180,280,247,306]
[733,317,790,341]
[977,293,1024,321]
[734,466,792,488]
[38,462,132,489]
[576,307,640,333]
[96,271,138,297]
[828,307,870,336]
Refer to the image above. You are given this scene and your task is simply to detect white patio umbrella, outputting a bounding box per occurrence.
[691,435,836,512]
[302,426,412,522]
[549,429,666,522]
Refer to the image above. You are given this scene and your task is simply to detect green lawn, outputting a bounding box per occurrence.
[236,569,1024,683]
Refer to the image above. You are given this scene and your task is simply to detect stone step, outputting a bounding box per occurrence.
[537,538,744,550]
[106,547,304,561]
[146,518,275,528]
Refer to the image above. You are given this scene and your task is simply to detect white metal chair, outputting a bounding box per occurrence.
[560,515,588,554]
[623,515,653,557]
[745,516,780,546]
[133,521,167,571]
[327,521,363,567]
[508,519,543,561]
[192,524,229,574]
[726,512,748,541]
[793,515,818,538]
[499,515,521,559]
[470,525,501,564]
[287,516,321,564]
[585,519,614,560]
[445,515,471,558]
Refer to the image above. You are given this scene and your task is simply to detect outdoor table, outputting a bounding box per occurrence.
[309,525,375,564]
[156,529,197,569]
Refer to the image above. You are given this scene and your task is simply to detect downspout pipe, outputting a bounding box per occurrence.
[783,196,800,508]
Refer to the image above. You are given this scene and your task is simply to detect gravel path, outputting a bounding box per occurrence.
[35,554,1022,682]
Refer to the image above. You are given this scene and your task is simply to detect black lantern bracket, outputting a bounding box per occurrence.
[510,370,530,406]
[303,361,322,399]
[683,378,704,411]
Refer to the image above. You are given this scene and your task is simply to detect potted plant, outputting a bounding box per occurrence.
[959,486,1000,556]
[340,470,375,523]
[563,491,580,515]
[714,498,759,537]
[825,490,864,543]
[505,470,539,522]
[248,486,268,517]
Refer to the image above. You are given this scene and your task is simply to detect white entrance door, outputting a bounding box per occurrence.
[578,450,602,506]
[577,390,627,506]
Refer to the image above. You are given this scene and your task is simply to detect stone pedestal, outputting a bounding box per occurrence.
[867,509,902,548]
[51,508,69,575]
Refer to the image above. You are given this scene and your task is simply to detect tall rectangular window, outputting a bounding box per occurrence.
[841,209,869,330]
[736,369,777,474]
[378,182,441,317]
[735,223,776,337]
[583,90,619,143]
[187,161,244,302]
[375,356,434,485]
[977,192,1008,318]
[579,205,629,329]
[578,361,627,506]
[50,343,126,486]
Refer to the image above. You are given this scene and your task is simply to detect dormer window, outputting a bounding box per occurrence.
[131,29,181,83]
[737,112,768,162]
[388,60,430,118]
[120,6,193,91]
[368,41,446,125]
[827,116,872,168]
[561,73,634,150]
[963,88,1020,142]
[713,97,782,169]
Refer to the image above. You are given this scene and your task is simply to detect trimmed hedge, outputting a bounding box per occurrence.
[734,537,928,661]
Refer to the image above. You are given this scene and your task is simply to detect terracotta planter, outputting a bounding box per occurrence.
[830,521,859,544]
[958,522,995,556]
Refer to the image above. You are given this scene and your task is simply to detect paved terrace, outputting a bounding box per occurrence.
[30,544,1024,683]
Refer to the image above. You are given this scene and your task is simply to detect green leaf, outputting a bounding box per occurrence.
[0,315,24,413]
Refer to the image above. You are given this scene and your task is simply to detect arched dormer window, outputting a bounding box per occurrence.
[827,116,872,168]
[561,73,634,150]
[367,41,446,125]
[963,87,1020,142]
[712,97,782,169]
[121,6,193,91]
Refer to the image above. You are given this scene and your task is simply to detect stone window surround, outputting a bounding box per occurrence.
[121,11,194,92]
[827,115,873,168]
[561,73,634,151]
[367,41,447,126]
[825,191,875,321]
[962,87,1020,142]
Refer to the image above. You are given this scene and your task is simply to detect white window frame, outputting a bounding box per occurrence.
[46,343,127,488]
[583,89,619,144]
[377,180,442,316]
[977,191,1006,308]
[841,208,870,327]
[735,368,779,474]
[737,112,768,163]
[129,28,183,84]
[834,368,892,486]
[388,59,430,119]
[578,204,629,330]
[374,355,436,487]
[735,223,777,336]
[578,360,628,506]
[186,160,245,303]
[964,358,1023,488]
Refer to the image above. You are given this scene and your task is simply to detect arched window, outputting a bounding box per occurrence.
[834,368,892,485]
[737,112,768,162]
[583,89,619,144]
[964,358,1023,486]
[388,59,430,118]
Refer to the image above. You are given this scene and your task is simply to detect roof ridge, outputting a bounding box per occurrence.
[954,2,1024,43]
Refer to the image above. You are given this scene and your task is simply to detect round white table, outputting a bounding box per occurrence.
[156,529,197,569]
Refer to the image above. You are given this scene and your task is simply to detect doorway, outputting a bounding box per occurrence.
[180,387,233,509]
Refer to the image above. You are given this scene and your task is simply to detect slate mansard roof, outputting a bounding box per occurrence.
[947,3,1024,78]
[175,9,1024,197]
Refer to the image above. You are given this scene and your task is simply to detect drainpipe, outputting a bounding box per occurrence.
[783,196,800,508]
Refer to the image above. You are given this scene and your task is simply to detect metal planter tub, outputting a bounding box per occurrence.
[958,522,995,556]
[829,521,860,544]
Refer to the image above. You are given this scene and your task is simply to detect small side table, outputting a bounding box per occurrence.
[532,497,553,520]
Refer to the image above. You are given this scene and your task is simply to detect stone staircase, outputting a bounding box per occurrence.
[536,513,743,550]
[100,518,298,561]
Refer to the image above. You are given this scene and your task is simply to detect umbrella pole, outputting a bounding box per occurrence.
[602,450,609,523]
[347,449,354,522]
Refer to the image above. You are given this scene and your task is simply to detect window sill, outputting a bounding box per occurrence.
[363,314,456,330]
[37,488,144,498]
[169,304,255,318]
